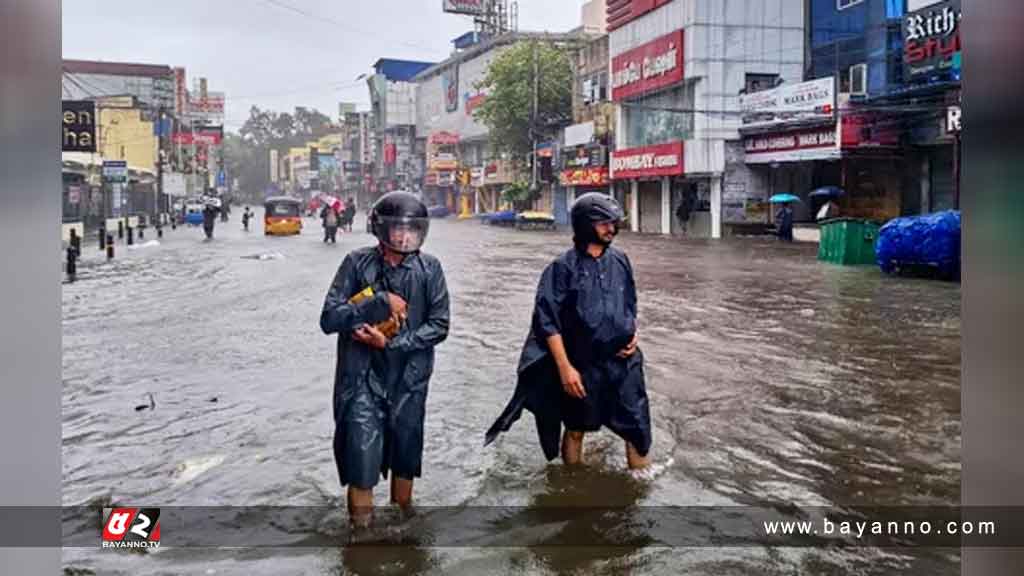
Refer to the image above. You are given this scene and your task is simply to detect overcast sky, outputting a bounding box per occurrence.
[62,0,583,131]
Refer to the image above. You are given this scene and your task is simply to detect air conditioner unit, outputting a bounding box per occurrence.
[849,64,867,96]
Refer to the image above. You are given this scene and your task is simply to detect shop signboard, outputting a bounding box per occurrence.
[610,142,684,179]
[743,126,839,164]
[559,167,610,187]
[611,30,684,101]
[903,0,961,81]
[739,77,835,129]
[62,100,97,152]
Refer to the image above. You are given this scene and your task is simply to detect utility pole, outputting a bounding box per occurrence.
[531,40,539,192]
[156,107,165,223]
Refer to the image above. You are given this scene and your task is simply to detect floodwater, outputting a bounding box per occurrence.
[62,208,960,575]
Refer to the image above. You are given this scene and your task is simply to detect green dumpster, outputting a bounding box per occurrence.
[818,218,881,266]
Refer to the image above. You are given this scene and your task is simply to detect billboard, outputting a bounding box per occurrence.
[739,77,835,129]
[442,65,460,113]
[443,0,485,16]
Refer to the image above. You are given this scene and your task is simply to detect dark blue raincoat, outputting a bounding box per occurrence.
[485,245,652,460]
[320,246,450,489]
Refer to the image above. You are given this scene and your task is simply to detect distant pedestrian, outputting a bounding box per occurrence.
[674,190,695,235]
[242,206,253,232]
[344,198,357,233]
[776,203,794,242]
[202,202,219,240]
[322,204,340,244]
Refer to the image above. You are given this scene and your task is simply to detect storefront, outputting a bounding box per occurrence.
[610,142,684,235]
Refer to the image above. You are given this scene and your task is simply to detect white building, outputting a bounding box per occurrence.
[608,0,804,237]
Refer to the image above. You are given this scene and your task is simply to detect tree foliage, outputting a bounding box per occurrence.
[473,40,573,164]
[225,105,335,198]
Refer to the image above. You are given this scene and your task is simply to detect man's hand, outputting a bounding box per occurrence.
[386,293,408,323]
[352,324,388,349]
[617,332,639,358]
[559,364,586,399]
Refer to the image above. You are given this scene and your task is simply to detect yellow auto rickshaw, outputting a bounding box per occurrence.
[264,196,303,236]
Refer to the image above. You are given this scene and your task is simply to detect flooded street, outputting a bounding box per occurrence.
[62,211,960,575]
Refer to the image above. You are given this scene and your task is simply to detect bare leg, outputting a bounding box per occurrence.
[390,476,414,513]
[625,441,650,470]
[347,486,373,528]
[561,430,585,465]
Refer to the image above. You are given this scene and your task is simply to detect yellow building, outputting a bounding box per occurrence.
[96,96,158,174]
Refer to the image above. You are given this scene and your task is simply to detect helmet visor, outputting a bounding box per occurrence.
[377,216,430,253]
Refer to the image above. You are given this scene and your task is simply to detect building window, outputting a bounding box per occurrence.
[849,63,867,95]
[837,0,864,10]
[744,73,779,94]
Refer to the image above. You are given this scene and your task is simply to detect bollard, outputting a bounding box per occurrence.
[127,226,134,246]
[157,224,163,239]
[171,217,177,230]
[118,220,124,239]
[66,246,77,282]
[99,228,106,250]
[106,233,114,260]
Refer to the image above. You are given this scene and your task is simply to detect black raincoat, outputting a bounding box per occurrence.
[485,245,652,460]
[320,246,450,489]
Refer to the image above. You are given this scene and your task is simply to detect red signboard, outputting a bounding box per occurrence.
[612,30,684,101]
[172,130,223,146]
[429,131,460,145]
[383,143,397,165]
[841,113,900,149]
[607,0,673,32]
[611,142,684,179]
[560,167,610,187]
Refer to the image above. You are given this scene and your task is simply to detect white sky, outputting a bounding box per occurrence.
[61,0,584,130]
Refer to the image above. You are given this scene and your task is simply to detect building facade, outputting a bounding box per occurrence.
[608,0,805,238]
[368,59,436,200]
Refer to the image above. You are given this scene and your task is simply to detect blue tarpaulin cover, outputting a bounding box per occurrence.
[876,210,961,277]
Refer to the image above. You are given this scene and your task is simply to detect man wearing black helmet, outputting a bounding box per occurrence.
[320,191,450,528]
[486,192,652,470]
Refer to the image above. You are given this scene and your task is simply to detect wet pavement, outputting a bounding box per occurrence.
[62,209,960,575]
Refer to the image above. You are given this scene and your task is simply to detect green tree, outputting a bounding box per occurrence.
[226,105,338,199]
[473,40,573,166]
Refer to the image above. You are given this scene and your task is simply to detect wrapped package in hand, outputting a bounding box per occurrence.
[348,286,401,338]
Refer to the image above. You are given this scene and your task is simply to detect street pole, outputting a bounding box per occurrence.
[531,40,539,194]
[157,107,165,225]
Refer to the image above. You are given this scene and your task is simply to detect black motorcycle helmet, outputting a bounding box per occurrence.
[571,193,625,247]
[370,191,430,254]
